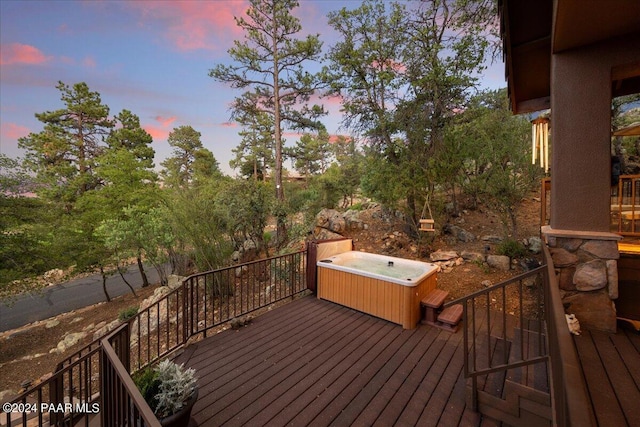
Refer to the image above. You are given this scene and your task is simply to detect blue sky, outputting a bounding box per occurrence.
[0,0,506,176]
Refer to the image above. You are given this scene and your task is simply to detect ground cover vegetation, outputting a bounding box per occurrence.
[0,0,576,301]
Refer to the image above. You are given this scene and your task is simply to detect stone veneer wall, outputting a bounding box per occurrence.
[543,227,620,333]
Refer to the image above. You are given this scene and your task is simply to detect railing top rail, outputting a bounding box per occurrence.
[184,248,307,281]
[542,244,596,427]
[445,264,546,307]
[100,333,161,427]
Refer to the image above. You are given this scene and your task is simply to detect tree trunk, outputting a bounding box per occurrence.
[151,262,168,286]
[117,262,138,297]
[137,253,149,287]
[272,6,287,247]
[100,265,111,302]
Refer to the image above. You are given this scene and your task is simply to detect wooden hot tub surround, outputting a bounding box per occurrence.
[317,251,437,329]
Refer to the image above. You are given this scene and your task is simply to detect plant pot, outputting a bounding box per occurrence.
[159,388,198,427]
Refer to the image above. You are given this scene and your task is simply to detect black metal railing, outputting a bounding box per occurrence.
[3,345,101,427]
[3,249,309,427]
[445,265,549,410]
[100,323,160,427]
[450,246,597,426]
[184,250,307,338]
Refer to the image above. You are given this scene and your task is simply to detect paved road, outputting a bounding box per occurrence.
[0,264,162,332]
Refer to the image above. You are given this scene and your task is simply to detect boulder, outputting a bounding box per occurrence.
[313,228,344,241]
[558,267,577,291]
[486,255,510,271]
[580,240,619,260]
[527,237,542,254]
[45,319,60,329]
[443,224,476,242]
[54,331,87,354]
[481,235,502,243]
[563,290,617,333]
[315,208,346,233]
[93,319,120,340]
[43,269,65,284]
[556,238,583,252]
[430,250,459,262]
[461,251,484,263]
[550,248,579,268]
[573,260,607,291]
[343,210,367,230]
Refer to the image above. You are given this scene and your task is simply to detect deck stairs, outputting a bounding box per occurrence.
[467,312,552,427]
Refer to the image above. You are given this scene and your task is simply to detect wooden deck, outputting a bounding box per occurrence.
[573,326,640,427]
[172,294,640,427]
[174,295,496,427]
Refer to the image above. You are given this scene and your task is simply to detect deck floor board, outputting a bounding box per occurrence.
[175,295,639,427]
[574,326,640,427]
[179,296,488,427]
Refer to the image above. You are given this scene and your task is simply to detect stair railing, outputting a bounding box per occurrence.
[443,264,549,411]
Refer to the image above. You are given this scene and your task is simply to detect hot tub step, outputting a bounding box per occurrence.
[421,289,449,308]
[420,289,449,325]
[437,304,463,332]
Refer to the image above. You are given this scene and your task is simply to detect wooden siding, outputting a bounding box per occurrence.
[317,267,436,329]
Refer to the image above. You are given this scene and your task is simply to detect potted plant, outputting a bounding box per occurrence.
[134,359,198,427]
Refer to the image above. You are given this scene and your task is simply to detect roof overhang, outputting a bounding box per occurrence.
[500,0,640,114]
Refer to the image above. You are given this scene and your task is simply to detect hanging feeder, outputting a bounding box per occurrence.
[419,194,435,232]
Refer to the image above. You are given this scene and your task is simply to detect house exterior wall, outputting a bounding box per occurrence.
[548,33,640,332]
[550,34,640,231]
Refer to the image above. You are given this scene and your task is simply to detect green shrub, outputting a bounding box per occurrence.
[133,359,198,418]
[118,305,139,322]
[497,238,527,259]
[133,365,161,411]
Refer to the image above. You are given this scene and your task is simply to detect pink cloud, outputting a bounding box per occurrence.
[328,134,352,144]
[144,126,169,141]
[143,116,177,141]
[221,122,237,128]
[82,56,97,68]
[126,1,247,52]
[283,131,304,139]
[1,122,30,140]
[323,94,344,105]
[155,116,176,127]
[0,43,51,66]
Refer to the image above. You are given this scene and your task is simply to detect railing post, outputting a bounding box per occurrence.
[48,372,64,426]
[306,241,318,293]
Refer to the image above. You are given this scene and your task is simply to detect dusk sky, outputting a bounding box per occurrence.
[0,0,506,176]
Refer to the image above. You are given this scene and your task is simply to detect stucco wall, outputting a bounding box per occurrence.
[550,34,640,232]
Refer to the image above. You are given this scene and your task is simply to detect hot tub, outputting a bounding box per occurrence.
[317,251,438,329]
